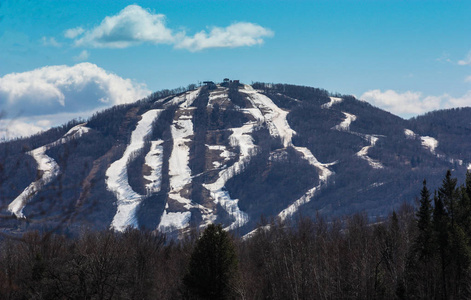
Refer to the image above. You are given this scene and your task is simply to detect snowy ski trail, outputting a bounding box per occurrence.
[203,88,260,230]
[241,86,335,221]
[8,124,91,218]
[144,140,164,194]
[241,85,295,148]
[325,103,384,169]
[158,88,202,232]
[404,129,466,167]
[321,96,343,109]
[107,109,163,232]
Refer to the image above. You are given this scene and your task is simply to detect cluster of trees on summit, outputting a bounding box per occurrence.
[0,170,470,299]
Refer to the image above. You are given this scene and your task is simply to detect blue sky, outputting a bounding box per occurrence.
[1,0,471,138]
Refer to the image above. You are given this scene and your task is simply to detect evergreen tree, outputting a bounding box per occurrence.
[433,192,449,299]
[438,170,458,229]
[416,180,433,259]
[184,224,239,300]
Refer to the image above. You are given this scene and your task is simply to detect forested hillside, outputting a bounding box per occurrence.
[0,82,470,237]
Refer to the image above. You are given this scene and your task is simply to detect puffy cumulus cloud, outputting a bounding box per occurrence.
[361,89,471,117]
[458,51,471,66]
[0,119,45,140]
[0,62,150,118]
[175,22,274,51]
[74,5,175,48]
[68,5,273,51]
[64,27,84,39]
[0,110,98,140]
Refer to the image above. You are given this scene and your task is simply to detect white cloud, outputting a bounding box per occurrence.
[0,119,45,140]
[73,50,90,61]
[465,76,471,83]
[360,89,471,117]
[41,36,61,47]
[175,22,274,51]
[458,51,471,66]
[64,27,84,39]
[68,5,273,51]
[74,5,175,48]
[0,62,150,118]
[0,110,99,140]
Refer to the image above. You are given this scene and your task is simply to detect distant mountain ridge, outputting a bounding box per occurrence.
[1,81,470,236]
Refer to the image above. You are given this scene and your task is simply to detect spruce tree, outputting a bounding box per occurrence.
[184,224,239,300]
[416,180,433,259]
[438,170,458,228]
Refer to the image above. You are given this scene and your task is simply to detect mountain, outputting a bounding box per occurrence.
[1,81,470,237]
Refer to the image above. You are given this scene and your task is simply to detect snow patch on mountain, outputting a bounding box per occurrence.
[241,85,295,148]
[208,89,229,107]
[322,96,343,109]
[404,129,417,139]
[8,124,90,218]
[158,90,203,231]
[356,135,383,169]
[421,136,438,154]
[144,140,164,194]
[206,144,235,169]
[325,106,383,169]
[278,146,334,220]
[107,109,163,232]
[203,89,264,230]
[334,112,357,131]
[240,86,335,221]
[158,210,192,233]
[163,88,201,108]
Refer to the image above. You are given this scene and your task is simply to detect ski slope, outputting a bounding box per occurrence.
[326,107,384,169]
[107,109,163,232]
[144,140,164,194]
[242,86,335,221]
[8,124,90,218]
[158,89,201,232]
[203,88,260,230]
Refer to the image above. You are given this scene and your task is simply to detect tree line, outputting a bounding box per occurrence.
[0,171,470,299]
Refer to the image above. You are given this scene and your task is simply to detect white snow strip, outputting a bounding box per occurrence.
[208,89,229,106]
[323,104,384,170]
[241,86,335,222]
[203,88,281,230]
[276,93,301,103]
[144,140,164,194]
[158,91,202,232]
[158,211,192,233]
[206,144,235,169]
[8,124,90,218]
[167,110,194,209]
[163,88,201,108]
[241,85,295,148]
[370,182,384,188]
[420,136,438,154]
[278,146,334,221]
[333,112,356,131]
[356,135,384,169]
[321,96,343,109]
[406,129,463,167]
[404,129,417,139]
[107,109,163,232]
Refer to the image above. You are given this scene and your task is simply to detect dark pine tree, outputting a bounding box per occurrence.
[184,224,239,300]
[416,180,434,259]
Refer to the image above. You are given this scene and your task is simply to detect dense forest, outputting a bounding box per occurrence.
[0,170,470,299]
